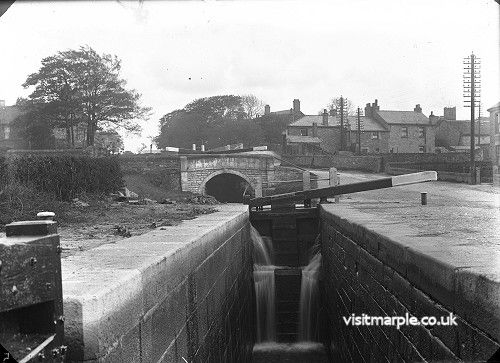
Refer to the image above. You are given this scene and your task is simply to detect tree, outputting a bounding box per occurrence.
[326,97,354,116]
[10,98,55,149]
[22,46,151,147]
[155,94,265,149]
[241,94,264,119]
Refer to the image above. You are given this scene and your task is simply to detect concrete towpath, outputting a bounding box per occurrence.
[311,169,500,253]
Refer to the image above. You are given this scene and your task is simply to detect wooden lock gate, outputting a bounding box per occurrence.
[0,216,65,363]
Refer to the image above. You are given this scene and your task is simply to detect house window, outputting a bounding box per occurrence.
[496,113,500,134]
[300,128,308,136]
[418,127,425,138]
[401,126,408,138]
[419,146,425,153]
[371,132,379,139]
[361,147,369,154]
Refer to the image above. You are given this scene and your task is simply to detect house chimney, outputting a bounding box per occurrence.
[329,108,337,117]
[443,107,456,120]
[264,105,270,115]
[312,122,318,137]
[0,100,5,108]
[414,104,422,113]
[372,99,380,112]
[364,103,372,118]
[429,111,439,125]
[293,99,300,113]
[322,109,329,126]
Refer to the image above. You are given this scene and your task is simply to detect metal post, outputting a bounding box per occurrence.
[421,192,427,205]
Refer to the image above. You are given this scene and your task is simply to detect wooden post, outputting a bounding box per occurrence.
[303,171,311,207]
[329,167,340,203]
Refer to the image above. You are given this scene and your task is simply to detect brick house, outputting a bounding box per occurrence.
[488,101,500,185]
[284,99,435,154]
[284,109,388,154]
[366,100,436,153]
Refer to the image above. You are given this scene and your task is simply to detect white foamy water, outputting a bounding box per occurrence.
[251,226,276,342]
[298,252,322,341]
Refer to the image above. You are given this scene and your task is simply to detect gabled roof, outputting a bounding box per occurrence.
[0,106,22,125]
[376,110,429,125]
[348,116,387,132]
[271,109,297,116]
[438,119,490,136]
[288,115,387,132]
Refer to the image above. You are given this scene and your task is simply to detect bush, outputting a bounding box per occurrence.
[6,154,123,201]
[0,182,68,227]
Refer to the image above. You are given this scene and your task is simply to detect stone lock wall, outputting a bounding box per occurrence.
[319,205,500,362]
[63,205,254,362]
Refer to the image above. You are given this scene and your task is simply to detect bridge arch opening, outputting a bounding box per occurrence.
[202,171,253,203]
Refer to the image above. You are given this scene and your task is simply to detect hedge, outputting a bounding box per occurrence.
[4,154,123,201]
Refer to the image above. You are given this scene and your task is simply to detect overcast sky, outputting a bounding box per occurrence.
[0,0,499,151]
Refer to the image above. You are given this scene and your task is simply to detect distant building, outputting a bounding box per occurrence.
[255,99,304,151]
[435,106,489,155]
[488,101,500,185]
[284,99,435,154]
[367,100,435,154]
[0,100,24,151]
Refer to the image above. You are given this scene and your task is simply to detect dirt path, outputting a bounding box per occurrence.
[57,200,218,258]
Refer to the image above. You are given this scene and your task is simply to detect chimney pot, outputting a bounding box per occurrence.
[322,109,329,126]
[264,105,270,115]
[293,99,300,113]
[414,104,422,113]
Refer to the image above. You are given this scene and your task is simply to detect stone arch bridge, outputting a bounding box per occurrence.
[180,151,304,197]
[119,151,315,201]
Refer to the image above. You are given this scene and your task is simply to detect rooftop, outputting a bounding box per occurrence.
[288,114,386,132]
[376,110,430,125]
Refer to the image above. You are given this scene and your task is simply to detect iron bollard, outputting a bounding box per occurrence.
[421,192,427,205]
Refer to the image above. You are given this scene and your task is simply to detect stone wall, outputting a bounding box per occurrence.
[381,151,473,164]
[119,154,181,191]
[63,205,254,362]
[284,154,382,173]
[319,205,500,362]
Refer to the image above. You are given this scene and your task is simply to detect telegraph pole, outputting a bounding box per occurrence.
[463,53,481,184]
[357,107,362,155]
[340,96,345,151]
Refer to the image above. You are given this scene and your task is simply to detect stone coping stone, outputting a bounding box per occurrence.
[320,203,500,343]
[62,204,249,361]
